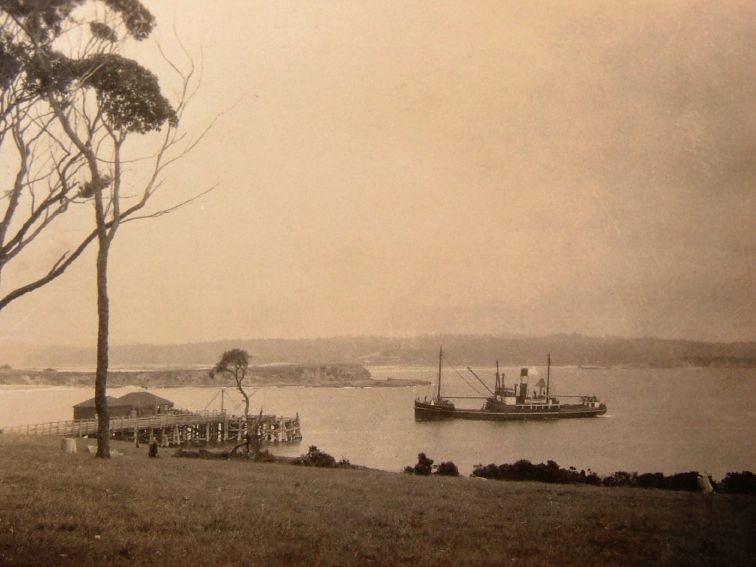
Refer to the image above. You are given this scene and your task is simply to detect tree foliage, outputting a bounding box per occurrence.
[0,0,177,312]
[24,51,178,133]
[0,0,153,41]
[81,52,177,132]
[213,349,251,384]
[212,349,253,418]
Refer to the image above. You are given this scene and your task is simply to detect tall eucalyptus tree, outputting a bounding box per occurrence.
[1,0,211,456]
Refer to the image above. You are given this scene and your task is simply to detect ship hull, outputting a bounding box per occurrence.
[414,401,607,421]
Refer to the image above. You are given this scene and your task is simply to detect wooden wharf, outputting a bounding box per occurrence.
[1,410,302,447]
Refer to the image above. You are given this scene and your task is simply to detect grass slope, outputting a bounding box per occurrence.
[0,435,753,566]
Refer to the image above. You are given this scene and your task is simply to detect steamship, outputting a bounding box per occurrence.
[414,348,607,421]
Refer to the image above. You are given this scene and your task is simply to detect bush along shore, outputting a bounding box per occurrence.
[173,445,356,469]
[469,459,756,494]
[0,435,754,566]
[402,453,756,495]
[143,442,756,495]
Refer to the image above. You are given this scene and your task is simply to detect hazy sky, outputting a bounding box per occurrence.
[1,0,754,346]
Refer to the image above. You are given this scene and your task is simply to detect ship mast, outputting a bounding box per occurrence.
[436,346,443,400]
[546,353,551,400]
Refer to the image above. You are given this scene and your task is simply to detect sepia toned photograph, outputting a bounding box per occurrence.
[1,1,754,565]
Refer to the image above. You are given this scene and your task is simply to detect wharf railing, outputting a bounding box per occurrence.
[2,410,223,436]
[1,410,302,447]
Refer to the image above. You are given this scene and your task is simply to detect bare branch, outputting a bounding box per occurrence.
[0,1,219,322]
[0,185,171,311]
[0,227,95,311]
[122,183,217,222]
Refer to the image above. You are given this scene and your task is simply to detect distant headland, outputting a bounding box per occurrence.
[0,364,428,388]
[2,333,754,370]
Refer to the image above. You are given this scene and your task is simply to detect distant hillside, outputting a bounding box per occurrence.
[2,334,755,369]
[0,364,427,388]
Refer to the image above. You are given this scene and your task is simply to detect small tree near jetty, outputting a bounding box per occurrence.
[212,348,261,456]
[436,461,460,477]
[212,349,252,417]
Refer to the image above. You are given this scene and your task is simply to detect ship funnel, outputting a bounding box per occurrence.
[520,368,528,377]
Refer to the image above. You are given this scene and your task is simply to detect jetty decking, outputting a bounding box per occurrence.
[2,410,302,447]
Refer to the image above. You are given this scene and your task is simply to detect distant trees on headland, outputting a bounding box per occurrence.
[25,333,755,369]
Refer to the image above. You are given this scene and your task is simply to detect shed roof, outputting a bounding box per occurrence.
[116,391,174,408]
[73,395,129,408]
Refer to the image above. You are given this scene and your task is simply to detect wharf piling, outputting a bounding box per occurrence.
[2,410,302,448]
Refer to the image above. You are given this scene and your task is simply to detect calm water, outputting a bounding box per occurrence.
[1,366,754,477]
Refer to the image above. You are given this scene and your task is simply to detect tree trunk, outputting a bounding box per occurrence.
[236,375,250,420]
[94,240,111,458]
[235,375,251,454]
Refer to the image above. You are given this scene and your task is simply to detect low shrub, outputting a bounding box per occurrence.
[173,448,230,459]
[642,472,702,491]
[404,453,459,476]
[473,460,736,494]
[293,445,337,468]
[472,459,600,485]
[173,448,274,461]
[602,470,637,488]
[250,449,276,462]
[173,448,200,459]
[602,470,707,492]
[719,471,756,494]
[409,453,434,475]
[198,448,229,460]
[436,461,460,477]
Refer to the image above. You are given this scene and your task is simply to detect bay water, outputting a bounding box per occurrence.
[1,366,754,478]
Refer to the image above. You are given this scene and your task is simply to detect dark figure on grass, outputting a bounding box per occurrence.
[148,440,159,458]
[211,349,263,457]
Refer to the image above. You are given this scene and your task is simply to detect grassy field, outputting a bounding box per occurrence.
[0,435,753,566]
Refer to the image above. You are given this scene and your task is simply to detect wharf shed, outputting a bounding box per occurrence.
[73,396,132,420]
[73,392,175,421]
[117,392,174,416]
